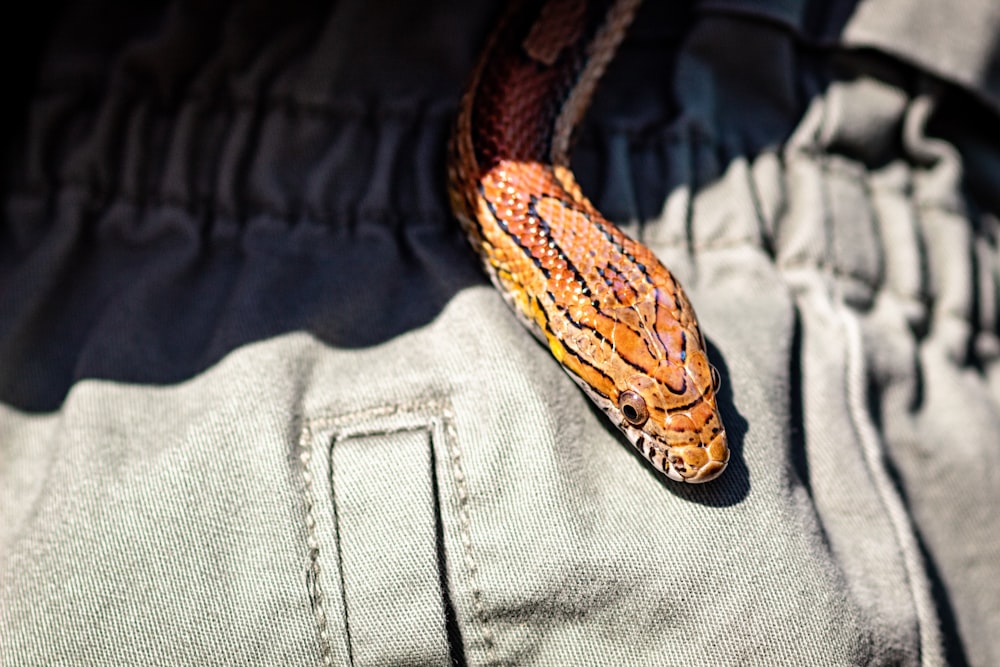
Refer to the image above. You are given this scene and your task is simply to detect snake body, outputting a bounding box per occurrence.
[447,0,728,482]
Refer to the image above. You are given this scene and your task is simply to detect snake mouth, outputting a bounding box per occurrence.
[668,457,728,483]
[663,463,687,483]
[664,445,729,483]
[628,427,728,483]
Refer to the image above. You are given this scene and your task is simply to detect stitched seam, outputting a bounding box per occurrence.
[32,86,455,118]
[5,184,453,231]
[297,419,333,667]
[327,428,356,667]
[838,303,945,665]
[297,398,497,665]
[439,402,497,664]
[299,401,441,665]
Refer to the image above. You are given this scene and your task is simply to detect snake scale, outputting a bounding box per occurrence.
[447,0,729,482]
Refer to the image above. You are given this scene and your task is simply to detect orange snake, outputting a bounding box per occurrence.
[447,0,729,482]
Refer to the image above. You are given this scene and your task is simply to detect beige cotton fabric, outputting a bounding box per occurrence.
[2,0,999,665]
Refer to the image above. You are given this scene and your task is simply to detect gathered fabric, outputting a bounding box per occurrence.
[2,1,998,665]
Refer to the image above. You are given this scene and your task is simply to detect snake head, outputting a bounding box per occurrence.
[608,347,728,483]
[566,301,729,484]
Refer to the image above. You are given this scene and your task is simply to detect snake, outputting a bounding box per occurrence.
[447,0,729,482]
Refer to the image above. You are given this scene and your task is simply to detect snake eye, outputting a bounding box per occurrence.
[618,390,649,427]
[711,366,722,393]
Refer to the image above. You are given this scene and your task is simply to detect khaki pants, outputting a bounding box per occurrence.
[3,1,998,664]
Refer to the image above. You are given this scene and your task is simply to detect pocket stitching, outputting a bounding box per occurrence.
[296,398,497,665]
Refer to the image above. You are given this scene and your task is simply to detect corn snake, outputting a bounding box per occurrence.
[447,0,728,482]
